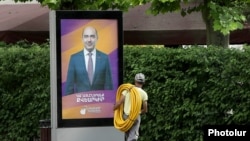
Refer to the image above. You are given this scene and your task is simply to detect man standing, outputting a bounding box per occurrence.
[113,73,148,141]
[65,26,113,95]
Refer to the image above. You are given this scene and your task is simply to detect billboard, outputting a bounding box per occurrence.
[54,11,123,127]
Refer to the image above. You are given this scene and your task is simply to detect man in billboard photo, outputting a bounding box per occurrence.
[65,26,113,95]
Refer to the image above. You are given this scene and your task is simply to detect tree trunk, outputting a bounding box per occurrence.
[202,0,229,48]
[206,20,229,48]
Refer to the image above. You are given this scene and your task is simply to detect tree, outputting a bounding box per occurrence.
[130,0,250,48]
[5,0,250,47]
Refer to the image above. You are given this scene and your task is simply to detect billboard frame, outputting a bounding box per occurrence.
[54,10,123,128]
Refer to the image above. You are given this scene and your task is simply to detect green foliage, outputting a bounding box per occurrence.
[123,45,250,141]
[0,41,50,141]
[144,0,249,36]
[1,41,250,141]
[38,0,132,10]
[6,0,250,45]
[149,0,181,15]
[209,1,247,35]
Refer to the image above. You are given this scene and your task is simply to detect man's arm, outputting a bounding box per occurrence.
[141,100,148,114]
[65,56,75,95]
[104,55,113,90]
[113,95,125,111]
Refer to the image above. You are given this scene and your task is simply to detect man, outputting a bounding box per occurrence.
[113,73,148,141]
[65,26,113,95]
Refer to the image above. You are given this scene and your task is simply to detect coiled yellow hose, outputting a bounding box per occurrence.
[114,83,142,132]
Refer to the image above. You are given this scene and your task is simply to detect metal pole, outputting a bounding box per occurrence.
[40,119,51,141]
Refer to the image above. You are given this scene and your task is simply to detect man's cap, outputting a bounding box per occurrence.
[135,73,145,83]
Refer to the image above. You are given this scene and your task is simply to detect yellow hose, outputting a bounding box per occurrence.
[114,83,142,132]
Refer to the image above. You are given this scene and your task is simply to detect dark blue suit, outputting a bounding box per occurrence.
[65,50,113,95]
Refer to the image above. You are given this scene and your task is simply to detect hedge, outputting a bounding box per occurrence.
[124,45,250,141]
[0,41,50,141]
[0,41,250,141]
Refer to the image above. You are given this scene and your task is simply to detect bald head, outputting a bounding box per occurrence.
[82,26,98,52]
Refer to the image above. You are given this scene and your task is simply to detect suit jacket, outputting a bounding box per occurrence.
[65,49,113,95]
